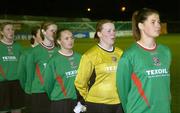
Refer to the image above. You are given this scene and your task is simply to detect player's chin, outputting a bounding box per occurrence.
[154,33,160,37]
[155,30,161,35]
[67,46,73,49]
[111,38,116,42]
[152,32,160,37]
[109,40,115,45]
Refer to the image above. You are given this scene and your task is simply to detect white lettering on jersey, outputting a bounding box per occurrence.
[2,56,17,61]
[65,70,77,78]
[105,66,117,72]
[146,68,169,78]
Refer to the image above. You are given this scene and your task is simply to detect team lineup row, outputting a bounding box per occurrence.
[0,8,171,113]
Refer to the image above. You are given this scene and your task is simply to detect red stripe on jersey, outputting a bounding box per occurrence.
[56,75,67,96]
[0,65,5,78]
[131,73,150,108]
[36,64,44,84]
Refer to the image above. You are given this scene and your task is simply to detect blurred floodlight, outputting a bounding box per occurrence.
[87,8,91,12]
[121,6,126,12]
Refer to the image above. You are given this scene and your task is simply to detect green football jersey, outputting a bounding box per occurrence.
[26,43,58,93]
[18,47,34,94]
[0,41,22,81]
[116,43,171,113]
[43,51,81,101]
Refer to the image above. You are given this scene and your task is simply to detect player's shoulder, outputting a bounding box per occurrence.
[123,43,137,54]
[84,45,98,55]
[114,46,123,53]
[13,41,23,48]
[158,43,170,50]
[157,43,171,55]
[73,51,82,57]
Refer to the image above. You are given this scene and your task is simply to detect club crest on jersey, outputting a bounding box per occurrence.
[70,61,78,69]
[7,46,13,55]
[153,57,161,66]
[67,57,77,69]
[112,56,117,62]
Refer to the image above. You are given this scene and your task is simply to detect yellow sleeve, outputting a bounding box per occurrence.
[75,54,94,100]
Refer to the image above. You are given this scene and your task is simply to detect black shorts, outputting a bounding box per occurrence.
[0,80,25,111]
[30,93,51,113]
[50,99,77,113]
[86,102,124,113]
[24,93,32,113]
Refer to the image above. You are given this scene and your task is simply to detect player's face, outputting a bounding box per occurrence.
[140,13,161,39]
[99,23,116,46]
[44,24,57,41]
[59,30,74,50]
[1,24,14,42]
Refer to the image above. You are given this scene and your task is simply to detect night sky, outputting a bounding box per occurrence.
[0,0,179,21]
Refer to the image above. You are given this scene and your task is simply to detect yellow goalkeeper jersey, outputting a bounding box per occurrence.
[75,45,123,104]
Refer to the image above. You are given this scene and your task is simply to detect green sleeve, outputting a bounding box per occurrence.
[116,55,133,112]
[43,59,55,97]
[25,52,35,94]
[17,53,27,90]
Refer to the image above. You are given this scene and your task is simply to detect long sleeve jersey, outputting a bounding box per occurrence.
[75,45,123,104]
[116,43,171,113]
[18,47,33,94]
[26,43,58,93]
[43,51,81,101]
[0,41,22,81]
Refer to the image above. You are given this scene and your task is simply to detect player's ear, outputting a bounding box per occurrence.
[0,31,4,36]
[41,29,46,35]
[138,23,144,30]
[97,31,102,38]
[57,39,61,45]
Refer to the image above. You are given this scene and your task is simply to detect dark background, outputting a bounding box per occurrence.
[0,0,179,21]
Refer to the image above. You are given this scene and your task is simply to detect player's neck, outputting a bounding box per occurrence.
[59,49,73,56]
[42,39,54,48]
[1,38,13,45]
[98,43,113,52]
[137,39,156,50]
